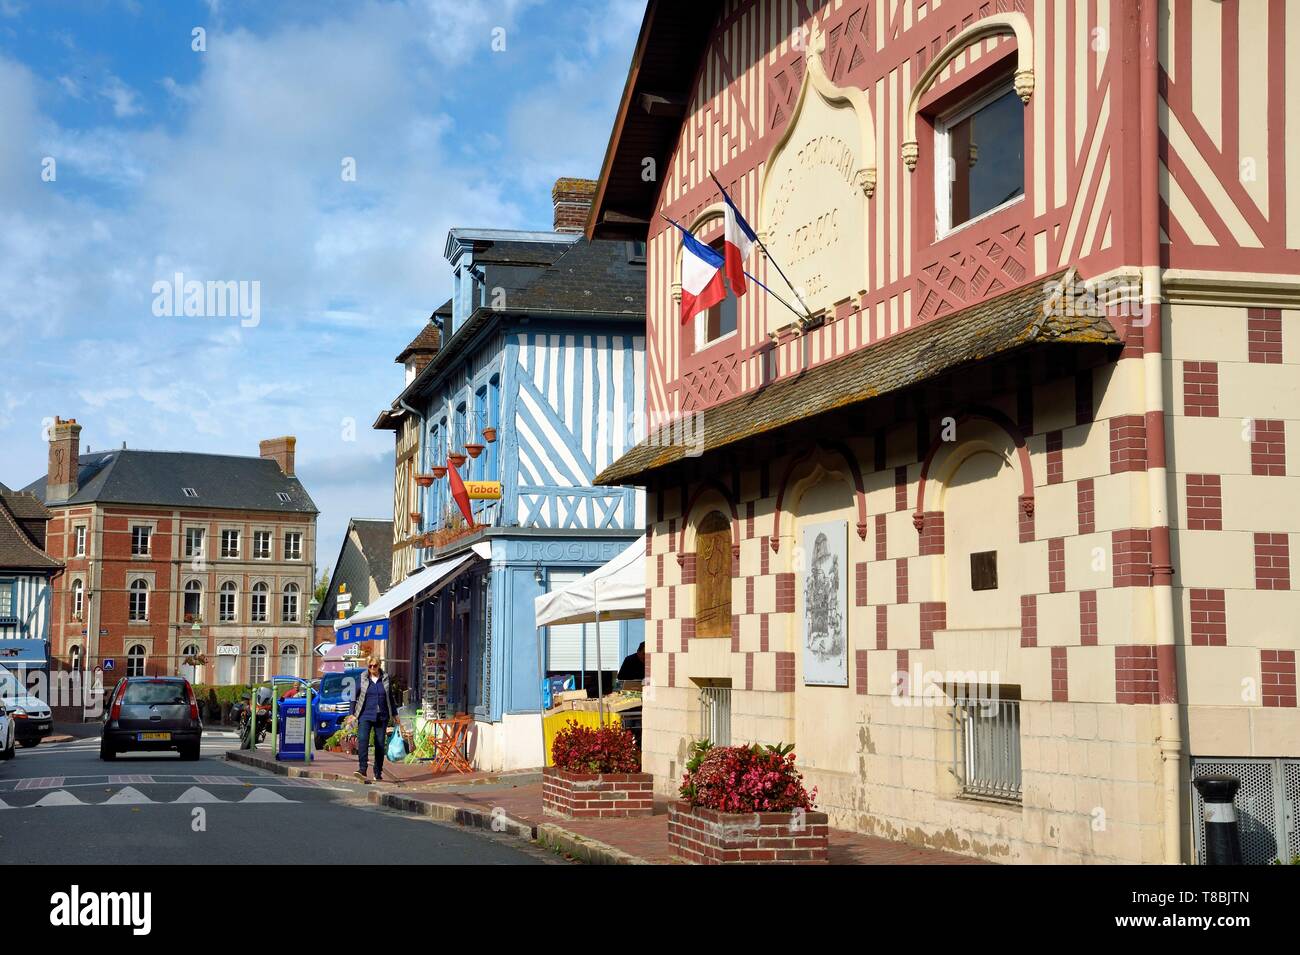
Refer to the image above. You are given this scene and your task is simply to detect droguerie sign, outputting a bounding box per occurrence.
[760,37,873,329]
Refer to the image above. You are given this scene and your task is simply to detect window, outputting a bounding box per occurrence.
[127,644,146,678]
[0,580,13,622]
[544,570,619,672]
[281,583,300,623]
[283,532,302,561]
[252,531,271,560]
[72,579,85,619]
[182,487,198,498]
[219,581,238,622]
[75,526,86,557]
[970,551,999,591]
[250,582,269,623]
[131,525,151,556]
[276,492,292,503]
[627,240,647,263]
[935,80,1025,235]
[697,239,738,350]
[280,644,299,678]
[70,645,82,671]
[249,644,267,684]
[128,579,149,622]
[185,528,205,558]
[698,682,732,747]
[183,580,201,620]
[953,693,1021,802]
[220,529,240,558]
[694,511,733,637]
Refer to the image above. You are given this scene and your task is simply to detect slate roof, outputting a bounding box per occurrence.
[0,491,60,571]
[21,450,318,514]
[395,317,443,364]
[350,518,393,593]
[595,270,1122,486]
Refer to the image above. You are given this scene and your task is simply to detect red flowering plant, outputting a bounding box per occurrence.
[679,740,817,813]
[550,720,642,774]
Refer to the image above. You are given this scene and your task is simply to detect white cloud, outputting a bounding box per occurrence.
[100,74,143,117]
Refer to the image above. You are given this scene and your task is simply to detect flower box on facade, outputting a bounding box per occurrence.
[667,802,829,864]
[482,426,497,443]
[430,465,447,479]
[464,442,485,459]
[542,766,654,819]
[414,473,434,487]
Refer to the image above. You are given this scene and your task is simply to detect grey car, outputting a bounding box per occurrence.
[100,677,203,760]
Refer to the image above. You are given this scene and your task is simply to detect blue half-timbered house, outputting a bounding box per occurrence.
[0,488,61,687]
[373,180,646,770]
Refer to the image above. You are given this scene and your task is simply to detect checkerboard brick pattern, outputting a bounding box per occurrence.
[1051,646,1069,702]
[1020,594,1037,647]
[1048,537,1065,593]
[917,511,944,555]
[1189,589,1227,646]
[1261,650,1297,708]
[1183,361,1219,416]
[1185,474,1222,530]
[1079,590,1098,646]
[1247,308,1282,364]
[1046,430,1064,484]
[1115,646,1160,704]
[1110,414,1148,472]
[1077,478,1095,534]
[919,601,945,650]
[855,649,869,694]
[1250,420,1286,476]
[1113,529,1153,587]
[1254,533,1291,590]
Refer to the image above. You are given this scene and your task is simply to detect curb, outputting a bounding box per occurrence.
[222,749,541,790]
[535,823,653,865]
[369,791,537,842]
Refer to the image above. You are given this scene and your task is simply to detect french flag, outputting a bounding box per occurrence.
[671,221,727,325]
[717,180,757,297]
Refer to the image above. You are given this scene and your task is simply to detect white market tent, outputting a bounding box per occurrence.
[533,536,646,730]
[533,536,646,628]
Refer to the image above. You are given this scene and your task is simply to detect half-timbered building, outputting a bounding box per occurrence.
[591,0,1299,863]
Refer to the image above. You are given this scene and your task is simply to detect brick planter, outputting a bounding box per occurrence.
[668,802,829,864]
[542,766,654,819]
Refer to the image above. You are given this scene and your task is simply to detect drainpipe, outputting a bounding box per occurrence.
[1139,0,1183,865]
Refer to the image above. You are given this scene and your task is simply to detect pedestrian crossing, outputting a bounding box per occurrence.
[0,785,297,809]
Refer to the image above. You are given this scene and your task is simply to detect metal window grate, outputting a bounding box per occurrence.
[1190,757,1299,865]
[952,696,1021,802]
[699,686,731,747]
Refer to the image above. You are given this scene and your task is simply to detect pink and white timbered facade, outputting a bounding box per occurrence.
[592,0,1300,864]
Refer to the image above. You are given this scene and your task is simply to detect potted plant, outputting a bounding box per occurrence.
[409,511,422,524]
[670,741,826,864]
[482,426,497,443]
[414,473,434,487]
[447,451,467,468]
[464,442,485,459]
[543,720,652,820]
[430,464,448,479]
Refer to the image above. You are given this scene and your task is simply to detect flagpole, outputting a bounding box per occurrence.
[658,214,806,325]
[709,170,814,320]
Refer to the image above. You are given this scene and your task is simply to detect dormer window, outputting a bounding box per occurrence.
[934,77,1024,237]
[182,487,198,498]
[276,492,292,503]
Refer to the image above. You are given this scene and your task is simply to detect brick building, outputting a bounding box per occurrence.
[23,419,318,688]
[588,1,1300,863]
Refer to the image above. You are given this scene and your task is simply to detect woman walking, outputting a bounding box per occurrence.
[353,658,401,783]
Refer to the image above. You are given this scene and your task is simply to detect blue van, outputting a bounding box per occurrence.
[311,667,364,749]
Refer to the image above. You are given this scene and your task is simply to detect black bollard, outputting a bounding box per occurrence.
[1193,774,1242,865]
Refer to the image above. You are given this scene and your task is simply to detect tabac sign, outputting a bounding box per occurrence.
[760,22,875,331]
[463,481,502,500]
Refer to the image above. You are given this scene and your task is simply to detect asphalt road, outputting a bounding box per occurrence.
[0,731,558,865]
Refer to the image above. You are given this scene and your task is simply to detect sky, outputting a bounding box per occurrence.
[0,0,643,575]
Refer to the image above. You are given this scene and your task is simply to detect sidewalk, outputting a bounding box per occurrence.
[224,745,539,790]
[364,779,989,865]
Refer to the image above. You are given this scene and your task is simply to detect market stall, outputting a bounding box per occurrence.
[533,537,646,762]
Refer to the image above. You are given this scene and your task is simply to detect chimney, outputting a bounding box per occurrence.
[260,436,297,477]
[552,177,597,234]
[46,416,82,503]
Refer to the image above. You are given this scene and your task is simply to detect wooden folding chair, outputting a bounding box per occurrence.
[431,713,474,774]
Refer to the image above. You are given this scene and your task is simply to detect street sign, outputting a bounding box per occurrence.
[99,628,109,636]
[314,641,333,657]
[464,480,502,500]
[103,659,115,671]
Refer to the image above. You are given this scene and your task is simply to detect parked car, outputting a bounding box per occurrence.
[0,663,52,747]
[313,667,364,749]
[100,676,203,761]
[0,700,15,760]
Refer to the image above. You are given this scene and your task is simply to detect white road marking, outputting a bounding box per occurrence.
[173,786,224,803]
[241,787,292,803]
[33,790,85,807]
[102,786,151,805]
